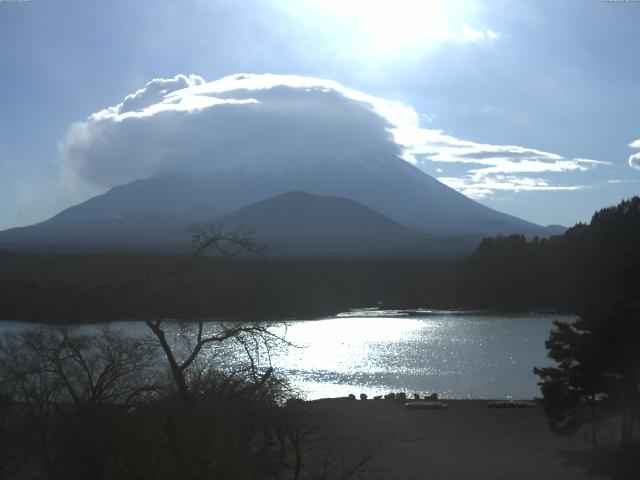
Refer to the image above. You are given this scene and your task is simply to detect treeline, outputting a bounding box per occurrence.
[1,196,638,321]
[458,196,640,311]
[0,252,460,322]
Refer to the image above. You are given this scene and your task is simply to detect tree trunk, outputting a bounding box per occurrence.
[293,443,302,480]
[621,409,631,451]
[39,427,55,480]
[165,421,192,480]
[146,321,190,400]
[591,391,598,449]
[279,435,286,462]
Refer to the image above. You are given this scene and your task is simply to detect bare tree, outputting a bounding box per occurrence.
[0,327,157,408]
[283,399,329,480]
[141,222,284,401]
[0,327,158,480]
[273,399,381,480]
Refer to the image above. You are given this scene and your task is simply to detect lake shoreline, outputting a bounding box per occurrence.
[0,306,576,324]
[309,396,539,403]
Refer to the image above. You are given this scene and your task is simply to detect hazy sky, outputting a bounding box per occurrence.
[1,0,639,230]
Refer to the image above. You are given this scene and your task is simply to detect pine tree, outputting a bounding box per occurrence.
[534,303,640,449]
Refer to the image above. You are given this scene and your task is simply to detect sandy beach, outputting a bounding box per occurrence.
[305,399,604,480]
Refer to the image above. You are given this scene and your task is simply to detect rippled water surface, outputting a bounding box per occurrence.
[0,312,569,400]
[268,312,567,400]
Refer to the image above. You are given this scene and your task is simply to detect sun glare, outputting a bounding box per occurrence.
[300,0,477,55]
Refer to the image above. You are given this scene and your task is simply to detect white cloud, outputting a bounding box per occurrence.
[573,157,610,165]
[59,73,607,199]
[60,73,405,188]
[118,74,205,114]
[437,175,584,199]
[461,26,501,43]
[460,26,493,42]
[461,26,485,42]
[402,134,606,196]
[629,140,640,170]
[607,179,637,184]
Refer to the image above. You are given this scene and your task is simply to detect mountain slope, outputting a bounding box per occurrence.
[215,191,427,255]
[0,191,432,256]
[0,153,563,256]
[41,154,550,237]
[0,215,190,252]
[45,175,221,225]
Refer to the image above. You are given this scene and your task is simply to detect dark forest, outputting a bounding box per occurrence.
[1,196,638,322]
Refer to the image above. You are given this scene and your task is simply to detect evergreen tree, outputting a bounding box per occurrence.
[534,303,640,449]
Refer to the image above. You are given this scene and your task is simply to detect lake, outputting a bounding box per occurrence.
[268,310,566,400]
[0,311,569,400]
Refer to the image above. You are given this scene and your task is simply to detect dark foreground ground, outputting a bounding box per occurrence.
[308,399,604,480]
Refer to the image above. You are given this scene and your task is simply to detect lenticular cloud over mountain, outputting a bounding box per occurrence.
[4,72,587,249]
[60,73,605,198]
[60,73,410,188]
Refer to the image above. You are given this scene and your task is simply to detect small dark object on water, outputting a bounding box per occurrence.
[413,393,420,400]
[487,400,536,408]
[348,394,356,401]
[384,393,396,401]
[360,393,368,401]
[373,395,382,400]
[396,392,407,401]
[427,393,438,401]
[405,401,448,410]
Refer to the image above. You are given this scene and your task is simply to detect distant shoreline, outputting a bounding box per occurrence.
[0,307,576,324]
[309,396,539,403]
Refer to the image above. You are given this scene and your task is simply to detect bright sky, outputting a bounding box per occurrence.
[1,0,639,230]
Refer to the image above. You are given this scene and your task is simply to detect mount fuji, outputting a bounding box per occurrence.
[0,152,563,256]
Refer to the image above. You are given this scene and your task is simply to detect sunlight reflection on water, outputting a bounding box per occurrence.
[267,313,568,400]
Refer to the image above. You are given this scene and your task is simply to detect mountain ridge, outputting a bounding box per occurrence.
[215,190,428,256]
[0,191,433,256]
[1,153,566,255]
[39,154,554,236]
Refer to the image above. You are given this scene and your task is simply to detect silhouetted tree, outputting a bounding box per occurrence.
[136,223,297,480]
[0,327,157,480]
[141,222,281,400]
[534,303,640,451]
